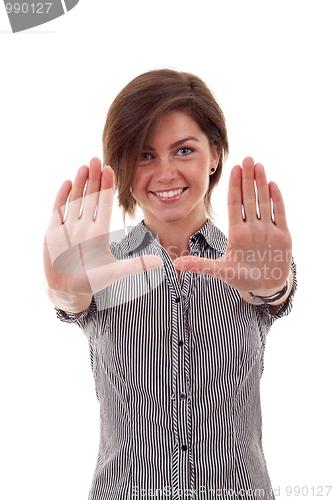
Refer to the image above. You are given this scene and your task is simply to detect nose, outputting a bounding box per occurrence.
[154,158,178,185]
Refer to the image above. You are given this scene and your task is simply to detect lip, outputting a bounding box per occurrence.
[149,187,188,203]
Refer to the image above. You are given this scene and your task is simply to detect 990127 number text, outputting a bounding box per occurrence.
[5,3,52,14]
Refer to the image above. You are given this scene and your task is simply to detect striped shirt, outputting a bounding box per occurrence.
[56,218,297,500]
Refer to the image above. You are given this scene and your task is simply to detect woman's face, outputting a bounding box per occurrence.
[131,110,219,228]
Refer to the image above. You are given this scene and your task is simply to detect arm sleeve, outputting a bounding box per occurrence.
[254,256,297,331]
[54,295,97,331]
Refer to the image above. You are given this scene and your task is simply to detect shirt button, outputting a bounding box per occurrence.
[175,297,180,303]
[181,444,187,451]
[178,340,184,347]
[180,393,186,400]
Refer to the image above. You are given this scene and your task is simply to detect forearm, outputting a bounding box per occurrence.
[44,278,93,314]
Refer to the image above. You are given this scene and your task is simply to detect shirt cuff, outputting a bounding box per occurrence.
[256,257,297,320]
[55,296,96,326]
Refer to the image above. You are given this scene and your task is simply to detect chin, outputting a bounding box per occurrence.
[156,208,192,224]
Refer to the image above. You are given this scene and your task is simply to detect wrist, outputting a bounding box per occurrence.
[44,279,93,313]
[249,279,289,304]
[240,270,293,307]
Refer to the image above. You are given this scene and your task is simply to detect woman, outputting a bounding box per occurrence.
[44,69,296,499]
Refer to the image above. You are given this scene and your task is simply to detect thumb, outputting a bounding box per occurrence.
[174,256,223,279]
[87,255,163,294]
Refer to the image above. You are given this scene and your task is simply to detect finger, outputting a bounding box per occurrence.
[269,181,289,229]
[66,165,89,222]
[227,165,243,227]
[110,255,163,280]
[242,156,257,221]
[49,179,72,229]
[174,256,241,286]
[174,256,222,278]
[46,208,73,266]
[86,255,164,294]
[85,157,103,196]
[254,163,271,222]
[95,166,114,227]
[81,157,102,221]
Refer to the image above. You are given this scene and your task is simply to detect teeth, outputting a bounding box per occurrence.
[155,188,184,198]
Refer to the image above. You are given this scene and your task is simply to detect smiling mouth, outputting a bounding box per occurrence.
[150,187,188,198]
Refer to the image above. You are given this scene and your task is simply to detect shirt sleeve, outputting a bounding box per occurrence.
[254,256,297,331]
[54,295,97,331]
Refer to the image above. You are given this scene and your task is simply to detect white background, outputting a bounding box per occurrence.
[1,1,332,499]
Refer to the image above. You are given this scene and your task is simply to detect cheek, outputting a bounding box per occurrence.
[131,174,142,193]
[133,169,150,189]
[131,176,149,204]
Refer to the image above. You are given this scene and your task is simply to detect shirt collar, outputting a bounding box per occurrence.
[191,218,227,254]
[120,218,227,256]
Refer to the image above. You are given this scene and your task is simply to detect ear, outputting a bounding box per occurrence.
[210,139,221,170]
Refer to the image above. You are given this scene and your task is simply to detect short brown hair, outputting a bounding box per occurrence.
[102,69,229,223]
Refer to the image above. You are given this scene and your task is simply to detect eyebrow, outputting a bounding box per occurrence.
[143,136,199,152]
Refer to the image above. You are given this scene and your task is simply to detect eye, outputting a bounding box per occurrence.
[175,147,194,156]
[140,153,153,162]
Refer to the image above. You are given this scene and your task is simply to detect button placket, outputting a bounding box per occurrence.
[176,265,195,494]
[159,241,195,494]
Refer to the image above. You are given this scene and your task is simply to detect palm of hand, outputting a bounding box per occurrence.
[45,193,115,295]
[220,210,292,294]
[44,158,163,297]
[44,161,117,296]
[174,157,292,295]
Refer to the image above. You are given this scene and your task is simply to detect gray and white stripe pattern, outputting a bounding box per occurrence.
[56,219,297,500]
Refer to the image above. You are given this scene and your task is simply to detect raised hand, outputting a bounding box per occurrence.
[44,157,163,303]
[174,157,292,296]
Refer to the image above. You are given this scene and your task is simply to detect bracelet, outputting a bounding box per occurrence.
[249,279,289,304]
